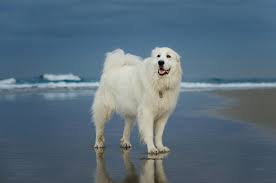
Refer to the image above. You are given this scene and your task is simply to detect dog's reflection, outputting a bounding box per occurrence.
[94,149,168,183]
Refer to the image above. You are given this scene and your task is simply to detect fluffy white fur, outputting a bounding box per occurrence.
[92,47,182,153]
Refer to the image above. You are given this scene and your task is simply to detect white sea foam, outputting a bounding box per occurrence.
[42,74,81,81]
[0,82,99,91]
[0,78,16,84]
[181,82,276,91]
[1,81,276,93]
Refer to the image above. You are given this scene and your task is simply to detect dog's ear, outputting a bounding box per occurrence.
[175,52,181,62]
[151,47,160,57]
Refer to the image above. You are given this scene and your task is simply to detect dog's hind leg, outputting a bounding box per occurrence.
[120,116,135,148]
[92,89,114,148]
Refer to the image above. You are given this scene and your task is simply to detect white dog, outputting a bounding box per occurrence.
[92,47,182,153]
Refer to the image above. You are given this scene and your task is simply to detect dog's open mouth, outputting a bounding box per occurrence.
[158,67,170,76]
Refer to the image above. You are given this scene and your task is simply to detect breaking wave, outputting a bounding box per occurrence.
[0,78,16,85]
[41,74,81,81]
[1,75,276,93]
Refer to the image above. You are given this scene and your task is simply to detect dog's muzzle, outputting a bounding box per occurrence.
[157,60,170,76]
[158,67,170,76]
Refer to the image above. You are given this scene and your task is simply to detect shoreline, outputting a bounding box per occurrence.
[213,88,276,130]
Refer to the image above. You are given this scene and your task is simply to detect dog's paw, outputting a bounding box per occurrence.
[148,147,159,154]
[94,147,105,155]
[144,152,169,160]
[157,146,170,153]
[120,138,132,149]
[94,142,105,148]
[94,135,105,148]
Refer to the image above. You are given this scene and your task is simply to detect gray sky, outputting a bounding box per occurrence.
[0,0,276,80]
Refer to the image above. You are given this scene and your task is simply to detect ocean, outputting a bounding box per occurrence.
[1,74,276,94]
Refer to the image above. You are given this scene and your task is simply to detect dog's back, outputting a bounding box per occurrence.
[103,49,142,73]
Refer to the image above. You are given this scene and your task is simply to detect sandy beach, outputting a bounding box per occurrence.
[1,90,276,183]
[215,89,276,130]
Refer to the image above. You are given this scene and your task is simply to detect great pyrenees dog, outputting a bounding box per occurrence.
[92,47,182,154]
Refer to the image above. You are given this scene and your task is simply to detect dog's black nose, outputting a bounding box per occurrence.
[158,60,164,66]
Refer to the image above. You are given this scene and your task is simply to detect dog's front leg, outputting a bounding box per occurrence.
[138,108,159,154]
[155,114,170,152]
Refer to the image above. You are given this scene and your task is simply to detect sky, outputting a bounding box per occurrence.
[0,0,276,80]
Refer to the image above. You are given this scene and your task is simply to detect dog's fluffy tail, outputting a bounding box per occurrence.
[103,49,142,73]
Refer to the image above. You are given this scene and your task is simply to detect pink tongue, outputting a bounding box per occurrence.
[159,69,166,74]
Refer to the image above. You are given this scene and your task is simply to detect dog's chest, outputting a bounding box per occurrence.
[154,90,177,114]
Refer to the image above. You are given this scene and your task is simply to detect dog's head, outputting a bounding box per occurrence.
[151,47,181,77]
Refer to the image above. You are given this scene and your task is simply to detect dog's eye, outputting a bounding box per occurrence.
[166,55,171,58]
[157,54,160,58]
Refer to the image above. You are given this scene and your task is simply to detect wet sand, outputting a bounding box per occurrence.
[1,91,276,183]
[215,89,276,130]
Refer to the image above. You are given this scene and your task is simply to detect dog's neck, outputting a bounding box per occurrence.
[153,78,180,100]
[153,74,181,92]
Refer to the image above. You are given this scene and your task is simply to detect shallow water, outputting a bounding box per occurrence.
[1,91,276,183]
